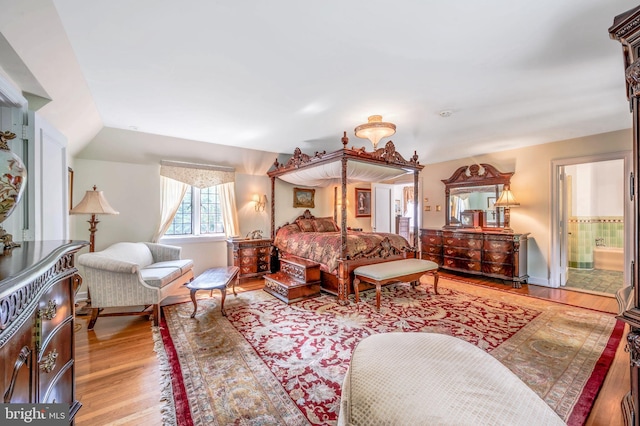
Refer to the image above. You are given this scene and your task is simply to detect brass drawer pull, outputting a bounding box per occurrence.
[38,300,57,321]
[39,350,58,374]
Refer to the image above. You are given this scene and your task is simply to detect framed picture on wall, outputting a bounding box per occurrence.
[293,187,315,208]
[355,188,371,217]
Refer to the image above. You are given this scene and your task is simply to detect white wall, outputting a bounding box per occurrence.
[567,160,624,217]
[420,128,632,285]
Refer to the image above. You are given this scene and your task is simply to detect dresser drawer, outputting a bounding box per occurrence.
[38,280,73,342]
[421,253,442,263]
[483,251,511,264]
[483,239,513,252]
[240,256,257,266]
[38,319,73,402]
[483,263,514,277]
[443,247,481,261]
[443,257,482,272]
[241,264,258,274]
[442,235,482,249]
[422,244,442,255]
[421,234,442,245]
[239,247,259,257]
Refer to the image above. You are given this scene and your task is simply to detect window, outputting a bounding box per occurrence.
[165,185,224,236]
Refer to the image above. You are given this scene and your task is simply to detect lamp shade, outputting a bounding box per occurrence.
[354,115,396,149]
[494,188,520,208]
[70,186,119,215]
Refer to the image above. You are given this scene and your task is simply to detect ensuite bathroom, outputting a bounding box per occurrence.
[565,159,624,296]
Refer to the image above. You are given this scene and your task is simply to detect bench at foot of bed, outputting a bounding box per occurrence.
[353,259,439,310]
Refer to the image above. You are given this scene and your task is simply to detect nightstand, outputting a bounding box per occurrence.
[227,238,272,282]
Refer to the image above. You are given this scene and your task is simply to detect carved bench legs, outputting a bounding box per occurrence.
[353,270,439,311]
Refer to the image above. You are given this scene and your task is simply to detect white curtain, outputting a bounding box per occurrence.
[152,176,188,242]
[219,182,240,238]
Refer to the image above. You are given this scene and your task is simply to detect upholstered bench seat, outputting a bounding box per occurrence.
[338,333,565,426]
[353,259,439,310]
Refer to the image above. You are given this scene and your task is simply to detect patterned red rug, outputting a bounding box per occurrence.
[156,278,623,426]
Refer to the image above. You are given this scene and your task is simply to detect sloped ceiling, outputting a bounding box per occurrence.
[0,0,633,164]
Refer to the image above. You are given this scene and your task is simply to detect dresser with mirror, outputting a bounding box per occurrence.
[420,163,529,288]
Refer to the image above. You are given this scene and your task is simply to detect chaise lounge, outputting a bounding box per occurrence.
[78,242,194,329]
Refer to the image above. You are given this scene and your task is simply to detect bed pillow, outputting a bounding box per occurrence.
[312,217,340,232]
[296,218,315,232]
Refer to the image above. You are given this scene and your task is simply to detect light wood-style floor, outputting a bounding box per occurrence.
[74,274,627,426]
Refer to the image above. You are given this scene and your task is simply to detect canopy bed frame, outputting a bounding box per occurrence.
[267,132,424,304]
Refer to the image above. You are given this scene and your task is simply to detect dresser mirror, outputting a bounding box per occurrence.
[442,164,514,230]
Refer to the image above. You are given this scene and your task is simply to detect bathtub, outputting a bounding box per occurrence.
[593,246,624,272]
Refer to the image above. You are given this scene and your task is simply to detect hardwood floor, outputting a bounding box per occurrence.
[74,274,626,426]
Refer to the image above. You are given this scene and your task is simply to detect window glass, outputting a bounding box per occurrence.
[165,186,224,236]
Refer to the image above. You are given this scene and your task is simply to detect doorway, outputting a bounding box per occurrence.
[551,152,631,296]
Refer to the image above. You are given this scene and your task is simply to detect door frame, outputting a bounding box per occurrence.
[550,151,632,288]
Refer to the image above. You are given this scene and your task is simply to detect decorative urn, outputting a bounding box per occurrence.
[0,130,26,249]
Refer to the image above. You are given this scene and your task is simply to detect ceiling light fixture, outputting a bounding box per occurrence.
[439,110,453,118]
[354,115,396,150]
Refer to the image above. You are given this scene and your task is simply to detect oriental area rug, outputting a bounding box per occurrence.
[154,278,623,426]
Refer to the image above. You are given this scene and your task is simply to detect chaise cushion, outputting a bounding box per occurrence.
[140,267,185,288]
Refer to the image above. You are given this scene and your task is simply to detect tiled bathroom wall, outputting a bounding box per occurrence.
[568,216,623,269]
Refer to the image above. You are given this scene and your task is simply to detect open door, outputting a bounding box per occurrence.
[551,153,632,289]
[371,183,394,232]
[559,166,569,286]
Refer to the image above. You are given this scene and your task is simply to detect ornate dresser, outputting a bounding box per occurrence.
[0,240,87,420]
[609,6,640,424]
[420,229,529,288]
[227,238,272,282]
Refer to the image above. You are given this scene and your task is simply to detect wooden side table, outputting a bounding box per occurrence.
[227,238,272,282]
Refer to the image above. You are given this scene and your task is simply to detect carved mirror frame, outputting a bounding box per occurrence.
[442,163,514,229]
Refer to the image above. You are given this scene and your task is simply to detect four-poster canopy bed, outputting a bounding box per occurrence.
[267,132,424,304]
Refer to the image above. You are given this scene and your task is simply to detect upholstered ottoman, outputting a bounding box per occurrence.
[338,333,565,426]
[353,259,438,310]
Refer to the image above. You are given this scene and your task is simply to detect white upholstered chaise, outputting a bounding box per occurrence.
[338,332,565,426]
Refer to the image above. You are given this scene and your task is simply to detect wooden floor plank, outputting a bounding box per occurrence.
[74,275,626,426]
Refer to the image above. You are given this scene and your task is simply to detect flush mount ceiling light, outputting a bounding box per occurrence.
[354,115,396,150]
[439,110,453,118]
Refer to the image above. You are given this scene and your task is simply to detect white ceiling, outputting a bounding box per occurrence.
[3,1,635,164]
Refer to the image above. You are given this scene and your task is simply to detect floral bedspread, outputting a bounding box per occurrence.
[273,223,411,273]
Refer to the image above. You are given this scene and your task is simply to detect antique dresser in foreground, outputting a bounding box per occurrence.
[0,240,87,422]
